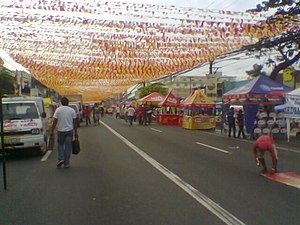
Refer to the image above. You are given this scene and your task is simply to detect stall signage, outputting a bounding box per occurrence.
[260,84,285,92]
[166,97,177,104]
[150,96,164,101]
[285,107,300,114]
[284,95,300,117]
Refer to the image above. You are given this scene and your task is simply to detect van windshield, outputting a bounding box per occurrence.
[3,102,39,120]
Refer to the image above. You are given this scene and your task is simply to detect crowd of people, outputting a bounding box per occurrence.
[51,97,281,174]
[226,107,246,139]
[82,102,105,126]
[80,102,155,127]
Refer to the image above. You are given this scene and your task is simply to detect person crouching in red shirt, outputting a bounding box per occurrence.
[253,134,278,174]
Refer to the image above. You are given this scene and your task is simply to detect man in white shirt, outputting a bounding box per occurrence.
[50,97,78,168]
[115,105,120,119]
[126,106,135,126]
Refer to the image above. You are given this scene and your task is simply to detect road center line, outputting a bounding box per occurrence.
[101,121,245,225]
[196,142,231,154]
[40,150,52,162]
[150,128,162,133]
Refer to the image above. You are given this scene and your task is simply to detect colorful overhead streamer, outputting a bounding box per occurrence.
[0,0,298,102]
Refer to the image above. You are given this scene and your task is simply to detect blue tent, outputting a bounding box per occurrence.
[223,76,293,105]
[223,76,293,133]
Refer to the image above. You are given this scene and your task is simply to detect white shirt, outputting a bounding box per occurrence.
[53,105,77,132]
[126,107,135,116]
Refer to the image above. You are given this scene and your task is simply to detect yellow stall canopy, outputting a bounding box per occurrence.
[183,90,215,108]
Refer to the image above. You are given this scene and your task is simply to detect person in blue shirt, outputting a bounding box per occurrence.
[227,107,236,138]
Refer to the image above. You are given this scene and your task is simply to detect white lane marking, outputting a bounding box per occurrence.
[40,150,52,162]
[196,142,231,154]
[277,147,300,154]
[101,121,245,225]
[150,128,162,133]
[202,131,300,154]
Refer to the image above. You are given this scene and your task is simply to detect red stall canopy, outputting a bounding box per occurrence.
[138,92,165,103]
[159,91,180,107]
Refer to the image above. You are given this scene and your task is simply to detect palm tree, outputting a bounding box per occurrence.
[0,70,15,96]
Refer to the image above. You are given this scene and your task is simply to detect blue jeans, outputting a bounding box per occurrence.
[57,130,73,165]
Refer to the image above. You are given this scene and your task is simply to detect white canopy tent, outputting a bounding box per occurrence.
[275,88,300,141]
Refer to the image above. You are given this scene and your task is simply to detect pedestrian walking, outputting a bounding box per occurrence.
[94,103,100,124]
[115,105,120,119]
[253,134,278,174]
[227,107,236,138]
[136,105,143,125]
[100,105,104,118]
[84,105,92,126]
[126,105,135,126]
[50,97,78,168]
[141,104,147,125]
[146,106,153,125]
[237,109,246,139]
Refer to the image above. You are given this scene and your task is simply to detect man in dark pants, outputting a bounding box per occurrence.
[227,107,236,138]
[50,97,78,168]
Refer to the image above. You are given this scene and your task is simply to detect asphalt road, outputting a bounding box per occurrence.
[0,116,299,225]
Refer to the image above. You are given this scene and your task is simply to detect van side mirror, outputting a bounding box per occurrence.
[41,112,46,118]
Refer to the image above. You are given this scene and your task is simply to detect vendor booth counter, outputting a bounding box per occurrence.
[156,114,183,126]
[182,115,216,129]
[157,90,182,126]
[181,89,216,130]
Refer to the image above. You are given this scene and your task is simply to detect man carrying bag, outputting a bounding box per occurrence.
[50,97,78,168]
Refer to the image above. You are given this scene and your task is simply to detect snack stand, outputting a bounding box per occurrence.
[182,90,216,130]
[157,91,181,126]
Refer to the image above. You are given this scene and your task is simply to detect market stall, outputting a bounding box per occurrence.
[222,76,293,137]
[157,91,181,126]
[182,89,216,129]
[275,88,300,141]
[137,92,165,123]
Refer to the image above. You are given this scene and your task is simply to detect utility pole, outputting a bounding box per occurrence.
[0,95,7,190]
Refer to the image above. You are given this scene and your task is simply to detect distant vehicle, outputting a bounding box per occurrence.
[1,96,47,155]
[106,107,114,114]
[69,103,81,127]
[64,94,83,122]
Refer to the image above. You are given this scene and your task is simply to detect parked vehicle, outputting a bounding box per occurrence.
[1,96,47,155]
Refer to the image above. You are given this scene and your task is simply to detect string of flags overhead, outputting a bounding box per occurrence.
[0,0,298,102]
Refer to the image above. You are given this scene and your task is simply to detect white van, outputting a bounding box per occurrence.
[2,96,47,154]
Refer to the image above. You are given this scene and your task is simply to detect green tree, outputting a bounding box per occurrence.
[0,70,15,96]
[246,64,267,78]
[245,0,300,80]
[138,83,168,98]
